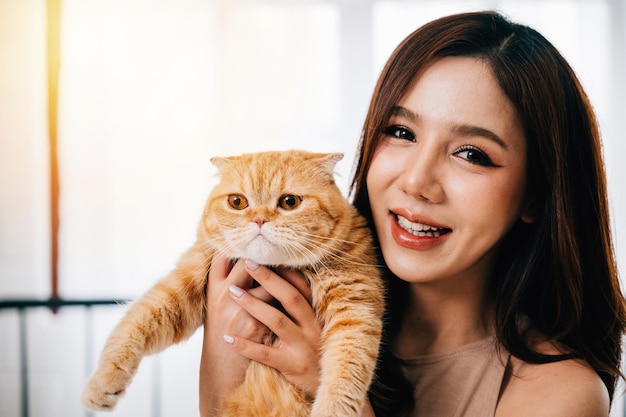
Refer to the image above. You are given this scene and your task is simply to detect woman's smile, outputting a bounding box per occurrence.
[390,210,452,250]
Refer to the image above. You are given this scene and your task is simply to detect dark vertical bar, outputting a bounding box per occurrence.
[19,309,29,417]
[47,0,62,302]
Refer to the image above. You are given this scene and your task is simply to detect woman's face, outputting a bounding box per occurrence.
[367,56,532,287]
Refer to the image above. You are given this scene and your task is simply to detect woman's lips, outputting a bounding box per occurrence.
[390,212,451,250]
[396,215,451,237]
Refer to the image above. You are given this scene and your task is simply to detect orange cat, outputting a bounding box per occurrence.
[82,151,384,417]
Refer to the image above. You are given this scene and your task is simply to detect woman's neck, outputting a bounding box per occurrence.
[393,278,494,358]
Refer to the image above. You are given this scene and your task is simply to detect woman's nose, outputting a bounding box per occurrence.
[397,143,445,204]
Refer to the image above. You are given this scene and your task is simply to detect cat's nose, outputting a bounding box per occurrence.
[254,217,266,228]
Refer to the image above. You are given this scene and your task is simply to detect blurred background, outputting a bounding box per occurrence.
[1,0,625,416]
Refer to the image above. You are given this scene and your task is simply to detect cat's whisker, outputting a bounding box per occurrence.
[298,230,366,246]
[285,235,382,268]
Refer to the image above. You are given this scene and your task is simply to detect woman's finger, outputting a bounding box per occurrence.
[224,259,254,289]
[223,333,278,366]
[223,309,321,399]
[209,255,255,292]
[243,261,318,331]
[223,333,319,379]
[207,254,233,284]
[209,257,275,304]
[275,266,313,303]
[228,284,300,338]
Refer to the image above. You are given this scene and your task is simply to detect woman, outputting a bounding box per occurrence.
[200,11,625,416]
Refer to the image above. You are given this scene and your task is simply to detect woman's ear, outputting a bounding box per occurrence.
[520,197,538,224]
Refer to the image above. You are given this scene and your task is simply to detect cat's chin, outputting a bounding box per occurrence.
[239,239,310,267]
[242,249,315,268]
[245,254,301,268]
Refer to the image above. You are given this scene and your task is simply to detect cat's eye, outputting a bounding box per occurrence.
[278,194,302,210]
[227,194,248,210]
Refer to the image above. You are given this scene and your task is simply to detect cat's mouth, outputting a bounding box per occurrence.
[395,214,451,237]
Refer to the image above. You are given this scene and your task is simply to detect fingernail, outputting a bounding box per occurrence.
[229,285,244,298]
[245,259,259,270]
[223,334,235,344]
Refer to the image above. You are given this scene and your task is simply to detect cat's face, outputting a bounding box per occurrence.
[203,151,347,267]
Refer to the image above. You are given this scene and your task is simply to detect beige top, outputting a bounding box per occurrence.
[401,337,510,417]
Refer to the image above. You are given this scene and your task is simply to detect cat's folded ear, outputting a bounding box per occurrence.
[210,156,233,171]
[317,152,344,176]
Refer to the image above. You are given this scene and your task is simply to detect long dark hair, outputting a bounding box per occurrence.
[351,11,626,416]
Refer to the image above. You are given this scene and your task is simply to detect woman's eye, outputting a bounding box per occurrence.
[227,194,248,210]
[278,194,302,210]
[383,125,415,141]
[454,147,495,167]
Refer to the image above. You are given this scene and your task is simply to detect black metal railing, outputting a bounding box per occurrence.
[0,298,130,417]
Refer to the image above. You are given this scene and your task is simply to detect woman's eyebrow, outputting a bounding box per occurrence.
[390,106,418,122]
[452,125,508,149]
[390,105,508,149]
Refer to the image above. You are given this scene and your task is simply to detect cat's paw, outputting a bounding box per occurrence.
[81,365,132,411]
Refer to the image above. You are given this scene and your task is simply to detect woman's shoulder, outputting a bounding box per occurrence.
[496,338,610,417]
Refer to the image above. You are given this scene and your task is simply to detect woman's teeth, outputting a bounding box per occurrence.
[397,215,449,237]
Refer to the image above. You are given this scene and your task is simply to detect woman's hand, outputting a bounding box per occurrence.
[200,255,274,416]
[224,259,322,400]
[199,255,323,416]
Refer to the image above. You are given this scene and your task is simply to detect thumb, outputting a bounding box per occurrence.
[208,254,234,283]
